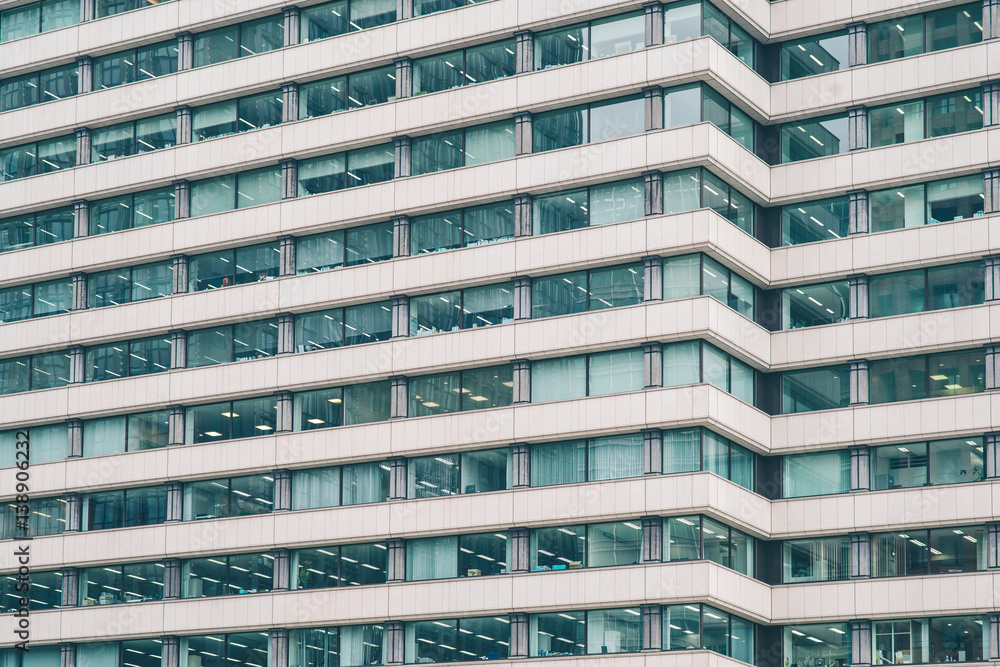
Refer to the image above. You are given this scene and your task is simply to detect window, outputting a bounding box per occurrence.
[532,179,644,235]
[91,113,176,162]
[530,434,643,486]
[782,281,850,328]
[0,350,72,395]
[872,616,985,664]
[782,536,851,583]
[410,283,513,335]
[291,462,390,509]
[297,144,395,196]
[0,63,77,111]
[0,135,76,181]
[781,196,850,245]
[409,365,513,416]
[182,634,271,667]
[530,608,642,656]
[185,397,279,443]
[292,381,392,430]
[411,120,515,175]
[410,201,514,253]
[530,521,640,571]
[869,262,983,317]
[79,562,163,605]
[663,515,755,575]
[662,340,755,404]
[89,187,175,235]
[299,66,396,118]
[780,31,848,80]
[868,3,981,63]
[301,0,395,41]
[0,646,65,666]
[414,40,515,95]
[292,543,388,589]
[871,437,984,489]
[662,427,756,489]
[531,263,642,318]
[187,243,280,291]
[182,552,274,597]
[782,450,850,497]
[783,624,851,666]
[96,0,171,17]
[183,474,275,520]
[290,625,387,667]
[407,448,511,498]
[93,40,178,89]
[869,89,982,148]
[781,365,850,413]
[405,617,510,663]
[870,349,985,403]
[664,83,755,150]
[0,0,77,43]
[414,0,479,17]
[82,410,169,456]
[0,278,72,322]
[87,261,172,308]
[535,12,644,71]
[663,603,756,662]
[663,168,755,233]
[294,303,392,351]
[872,526,986,578]
[533,96,644,152]
[84,335,172,382]
[406,532,510,580]
[663,253,755,317]
[700,1,756,66]
[0,423,68,465]
[82,486,168,530]
[532,349,644,403]
[0,206,74,252]
[77,640,163,667]
[0,570,61,611]
[780,114,849,162]
[296,222,394,272]
[869,174,985,232]
[0,496,66,539]
[193,91,283,142]
[193,15,284,68]
[191,167,282,217]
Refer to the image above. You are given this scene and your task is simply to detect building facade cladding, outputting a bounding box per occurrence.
[2,0,1000,666]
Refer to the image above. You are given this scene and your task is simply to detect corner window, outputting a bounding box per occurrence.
[780,31,848,80]
[662,340,755,404]
[663,515,755,575]
[664,83,755,150]
[662,427,756,489]
[663,603,756,661]
[663,168,755,233]
[663,253,754,317]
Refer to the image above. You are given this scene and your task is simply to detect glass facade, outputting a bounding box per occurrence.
[871,437,985,488]
[93,40,177,89]
[868,3,982,63]
[663,253,755,317]
[781,197,850,245]
[780,31,849,80]
[531,433,644,486]
[0,206,74,252]
[533,95,645,152]
[532,349,644,403]
[409,366,513,416]
[662,427,756,490]
[193,16,284,68]
[89,187,175,235]
[664,83,755,150]
[663,167,755,233]
[299,66,396,118]
[780,114,849,162]
[1,63,77,111]
[410,283,513,335]
[298,144,395,195]
[781,365,851,413]
[869,349,985,403]
[869,174,985,232]
[783,450,850,497]
[410,201,514,253]
[869,90,983,148]
[663,603,756,662]
[532,263,642,317]
[534,12,645,69]
[782,281,850,328]
[185,396,279,443]
[662,340,755,404]
[292,381,391,430]
[532,179,644,235]
[82,485,168,530]
[411,120,515,175]
[414,40,515,94]
[0,0,79,43]
[183,474,275,520]
[663,515,755,575]
[0,135,76,181]
[87,261,172,307]
[297,222,394,271]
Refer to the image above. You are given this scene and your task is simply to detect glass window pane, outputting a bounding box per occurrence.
[464,39,515,85]
[406,536,458,580]
[85,343,128,383]
[131,261,173,302]
[869,355,928,403]
[134,187,175,227]
[193,100,239,141]
[870,269,926,317]
[31,278,72,317]
[928,89,983,137]
[783,450,851,497]
[588,432,643,481]
[411,210,463,254]
[346,221,393,265]
[782,365,850,413]
[868,14,925,63]
[301,1,349,42]
[300,152,348,196]
[589,178,644,226]
[464,201,514,246]
[350,0,395,30]
[31,350,71,390]
[236,167,281,209]
[590,95,644,142]
[533,188,589,235]
[0,143,36,181]
[532,271,587,318]
[406,619,457,664]
[664,84,703,128]
[663,254,701,300]
[0,285,32,322]
[296,230,345,273]
[663,427,702,474]
[233,319,279,361]
[870,441,929,490]
[587,348,644,396]
[870,183,926,232]
[293,545,341,588]
[189,250,234,291]
[663,0,701,43]
[663,168,703,214]
[781,115,849,162]
[461,283,513,329]
[702,86,730,135]
[464,120,515,166]
[781,31,849,80]
[458,616,510,660]
[187,326,234,367]
[343,302,392,346]
[346,144,395,186]
[590,12,644,59]
[929,437,985,485]
[414,0,465,16]
[663,340,701,386]
[586,608,642,654]
[39,63,78,104]
[532,525,585,570]
[927,349,984,399]
[347,66,396,109]
[234,243,280,285]
[927,174,985,223]
[783,281,850,329]
[783,536,852,583]
[0,213,36,251]
[94,51,136,89]
[340,624,387,667]
[18,423,66,464]
[136,40,178,80]
[1,4,41,42]
[409,371,461,416]
[194,26,240,68]
[123,486,167,527]
[127,410,170,451]
[408,454,460,499]
[342,461,390,505]
[238,91,283,133]
[37,135,76,174]
[413,50,464,94]
[412,129,464,175]
[781,197,850,245]
[0,357,31,395]
[663,604,701,650]
[1,72,40,111]
[300,76,348,119]
[532,611,586,656]
[729,105,754,152]
[530,440,586,487]
[90,195,134,235]
[532,356,587,402]
[730,272,755,317]
[533,106,587,153]
[135,113,177,153]
[460,365,513,410]
[240,15,284,57]
[460,448,510,494]
[295,308,344,352]
[870,100,925,148]
[191,174,236,217]
[587,521,641,567]
[926,3,982,51]
[929,525,986,573]
[294,386,343,431]
[534,24,588,69]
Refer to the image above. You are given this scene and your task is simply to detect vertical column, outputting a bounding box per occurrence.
[643,171,663,216]
[161,637,180,667]
[165,482,183,522]
[390,376,408,419]
[848,275,869,319]
[847,22,867,66]
[512,277,532,320]
[277,315,295,355]
[80,0,95,21]
[61,568,78,607]
[74,128,91,166]
[279,158,298,199]
[987,522,1000,567]
[510,444,530,488]
[513,112,533,155]
[642,429,662,475]
[512,360,531,404]
[393,136,412,179]
[985,0,1000,40]
[643,256,663,301]
[509,613,529,658]
[983,80,1000,127]
[71,273,87,310]
[270,629,290,667]
[162,559,181,599]
[643,86,664,132]
[986,433,1000,479]
[985,167,1000,214]
[68,346,84,384]
[849,445,870,492]
[849,532,872,578]
[641,516,663,562]
[514,31,534,74]
[514,194,533,237]
[388,456,407,500]
[73,200,90,239]
[60,645,76,667]
[272,472,292,511]
[171,255,189,295]
[509,527,530,572]
[848,190,868,234]
[643,343,662,389]
[281,83,300,123]
[987,343,1000,390]
[643,2,664,47]
[64,494,81,532]
[397,0,414,20]
[67,419,82,458]
[176,32,194,71]
[849,360,869,405]
[168,406,185,446]
[847,106,868,151]
[173,180,191,219]
[279,235,296,276]
[275,391,293,432]
[385,621,405,665]
[283,5,301,46]
[391,296,410,338]
[641,604,663,651]
[76,56,93,93]
[386,539,406,582]
[394,58,413,99]
[272,549,291,589]
[392,215,410,258]
[850,620,872,666]
[175,106,192,145]
[169,330,187,369]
